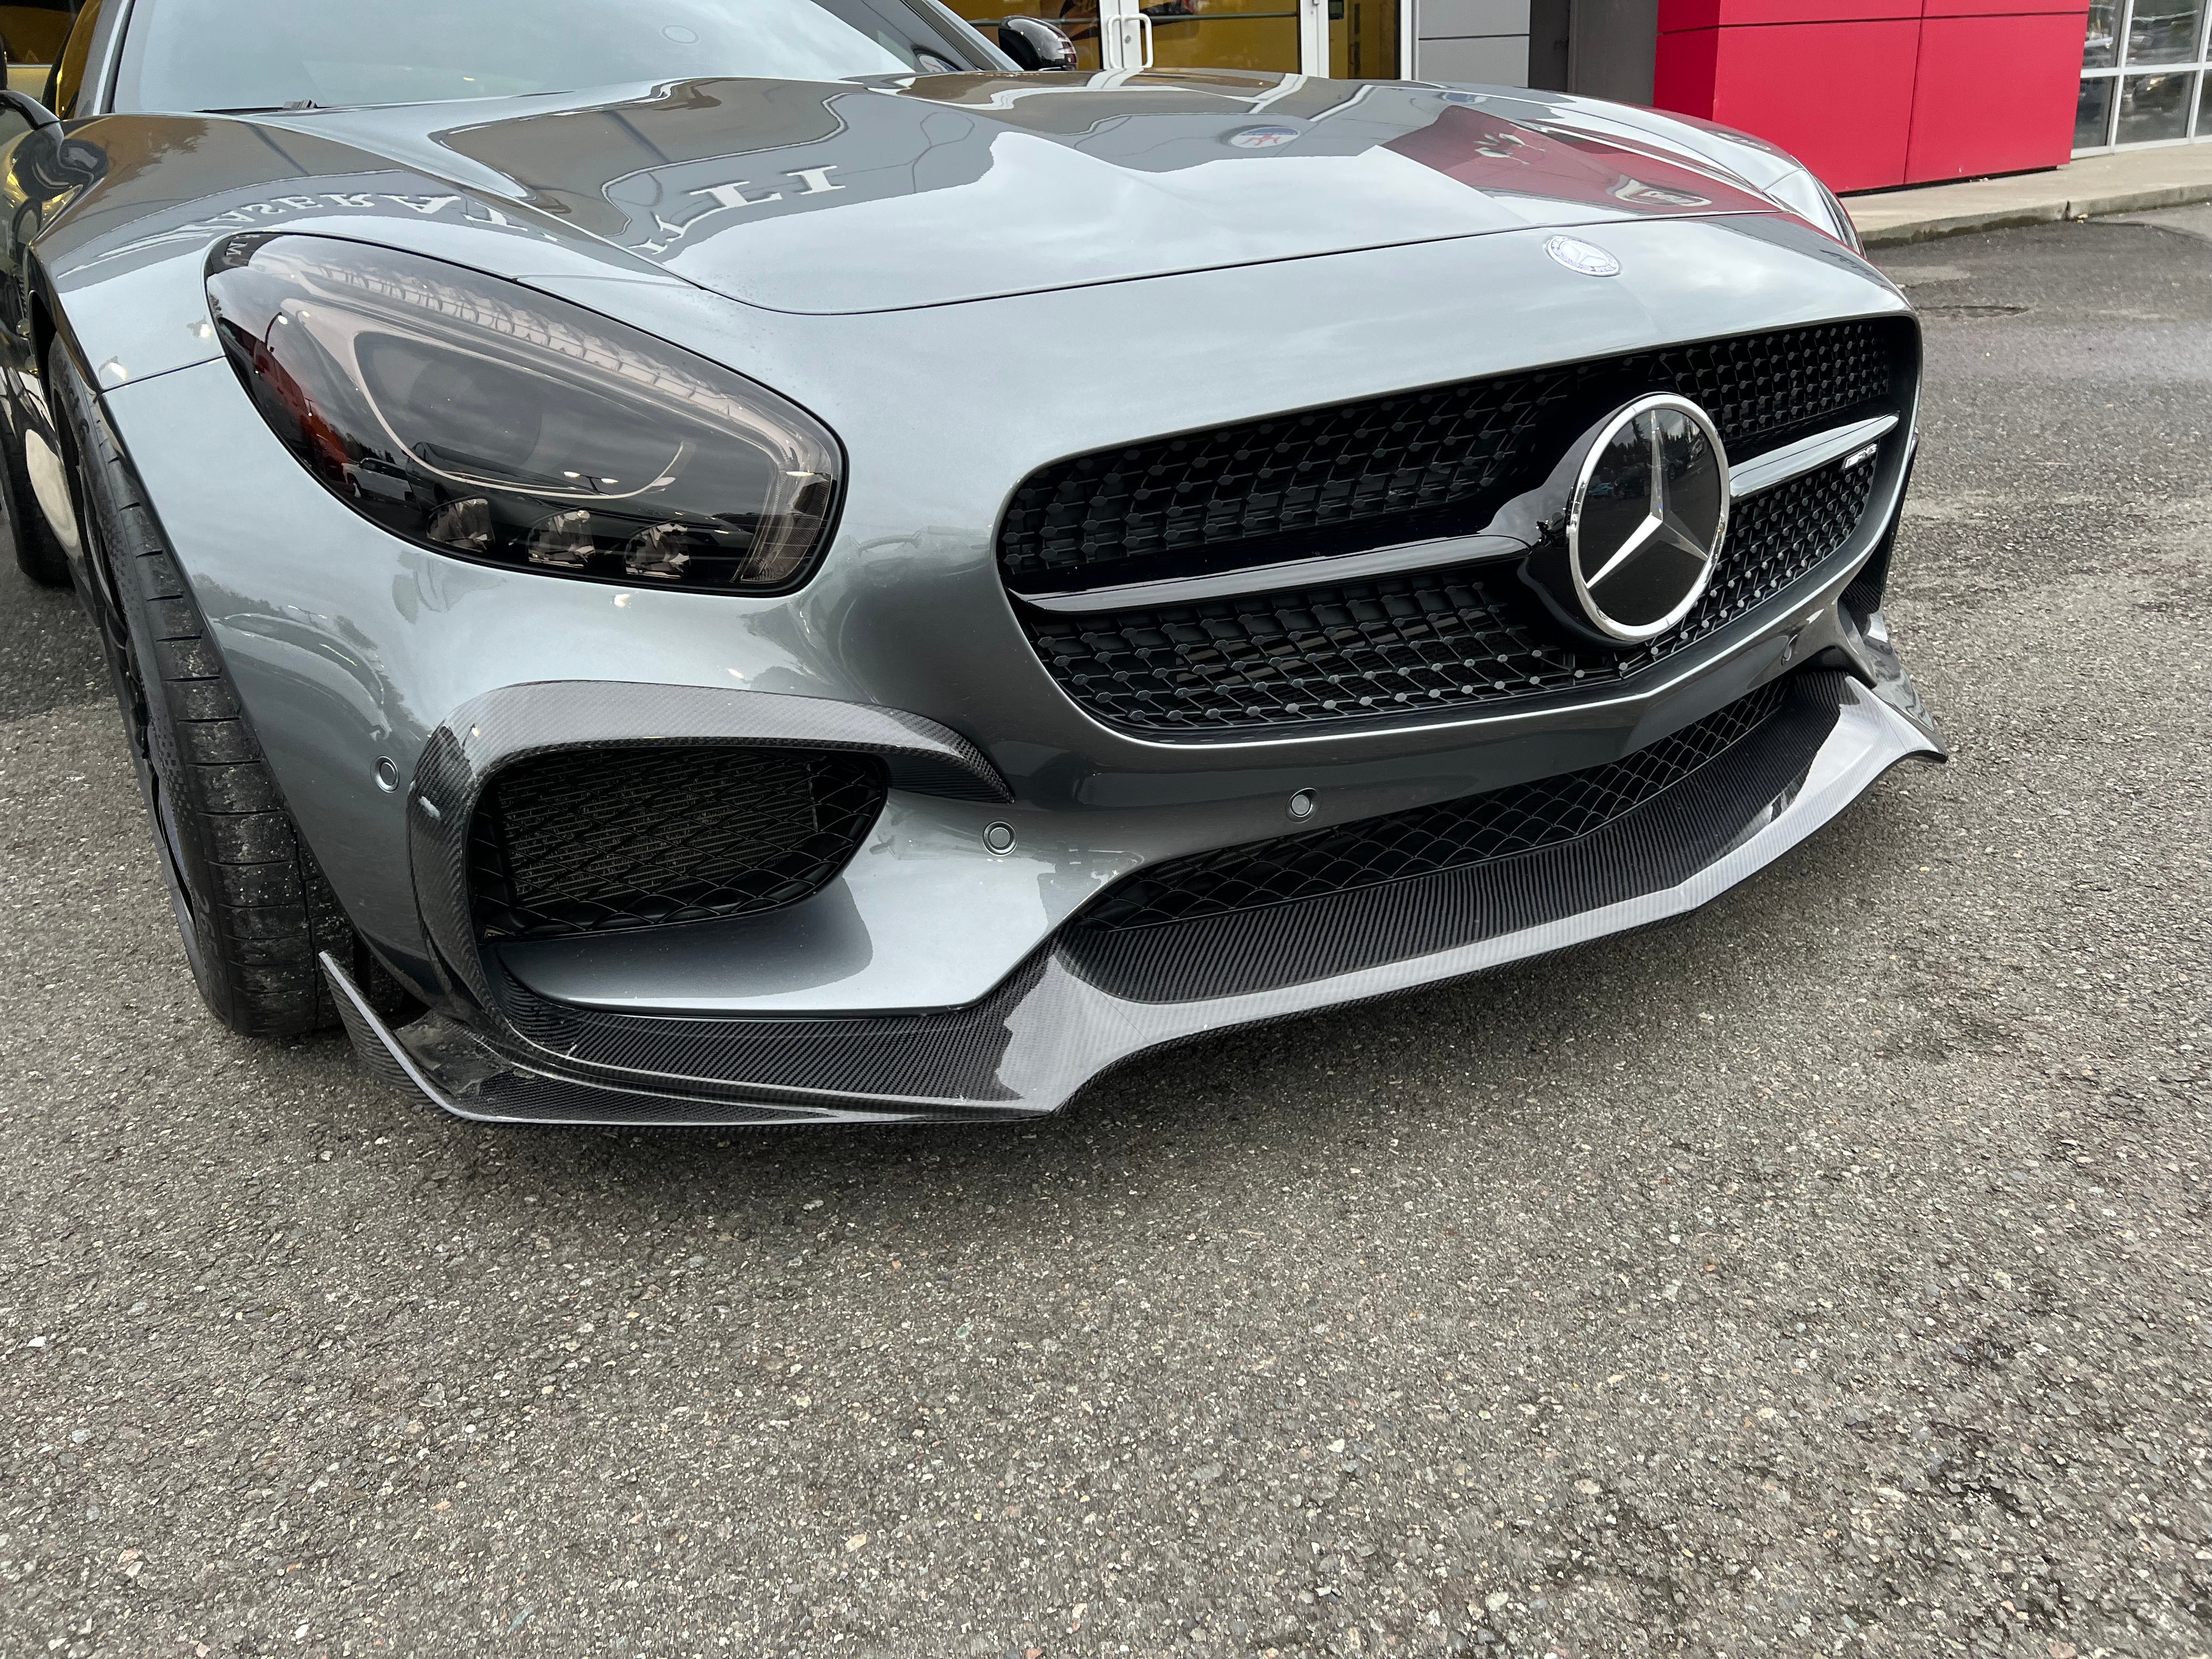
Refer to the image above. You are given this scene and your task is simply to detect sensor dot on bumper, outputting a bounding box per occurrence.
[983,822,1017,854]
[1288,789,1318,821]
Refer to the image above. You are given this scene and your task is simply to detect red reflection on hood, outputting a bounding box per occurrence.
[1386,105,1776,219]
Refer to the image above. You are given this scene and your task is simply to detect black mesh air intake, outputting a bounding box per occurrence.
[469,747,886,940]
[1025,455,1874,735]
[1077,676,1792,936]
[1061,674,1850,1004]
[1000,317,1911,596]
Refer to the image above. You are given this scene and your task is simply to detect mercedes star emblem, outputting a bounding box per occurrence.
[1562,393,1730,642]
[1543,235,1621,277]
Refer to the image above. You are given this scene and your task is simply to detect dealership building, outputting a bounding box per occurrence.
[960,0,2204,190]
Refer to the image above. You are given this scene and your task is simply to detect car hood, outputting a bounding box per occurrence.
[287,71,1787,315]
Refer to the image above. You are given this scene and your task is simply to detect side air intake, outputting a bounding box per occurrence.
[467,746,885,940]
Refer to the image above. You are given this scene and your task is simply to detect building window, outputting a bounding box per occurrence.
[2079,0,2212,150]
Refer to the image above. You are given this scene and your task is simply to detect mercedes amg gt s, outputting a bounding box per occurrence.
[0,0,1939,1124]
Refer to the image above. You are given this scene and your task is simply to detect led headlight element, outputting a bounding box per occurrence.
[205,235,842,591]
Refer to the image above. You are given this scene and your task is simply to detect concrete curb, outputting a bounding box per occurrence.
[1859,205,2064,247]
[1859,182,2212,247]
[1847,147,2212,248]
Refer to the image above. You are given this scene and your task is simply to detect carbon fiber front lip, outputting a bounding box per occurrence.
[325,666,1943,1128]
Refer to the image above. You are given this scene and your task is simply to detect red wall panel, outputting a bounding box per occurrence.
[1654,26,1723,114]
[1658,19,1923,190]
[1905,10,2092,177]
[1660,0,1917,26]
[1652,0,2089,191]
[1921,0,2082,18]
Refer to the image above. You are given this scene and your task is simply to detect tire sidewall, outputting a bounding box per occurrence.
[51,342,237,1012]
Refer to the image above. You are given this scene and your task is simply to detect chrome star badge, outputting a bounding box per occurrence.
[1544,235,1622,277]
[1562,393,1730,642]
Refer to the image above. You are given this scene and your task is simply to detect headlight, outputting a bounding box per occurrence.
[1760,168,1863,254]
[1818,179,1865,255]
[205,235,842,591]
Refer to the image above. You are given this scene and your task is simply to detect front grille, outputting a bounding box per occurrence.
[1000,318,1910,596]
[469,746,885,940]
[1026,455,1873,735]
[1076,676,1792,935]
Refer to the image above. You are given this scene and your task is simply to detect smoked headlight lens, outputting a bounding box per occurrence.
[205,235,842,591]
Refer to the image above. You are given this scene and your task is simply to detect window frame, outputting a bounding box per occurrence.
[2077,0,2212,153]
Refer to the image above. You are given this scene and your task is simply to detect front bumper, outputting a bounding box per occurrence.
[325,647,1942,1126]
[91,212,1936,1125]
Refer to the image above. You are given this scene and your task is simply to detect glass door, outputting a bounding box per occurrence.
[949,0,1400,77]
[1328,0,1401,78]
[1142,0,1306,74]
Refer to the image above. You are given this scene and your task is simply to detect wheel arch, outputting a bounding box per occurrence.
[47,335,425,1029]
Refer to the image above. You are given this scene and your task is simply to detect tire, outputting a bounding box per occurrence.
[51,338,349,1036]
[2,383,72,587]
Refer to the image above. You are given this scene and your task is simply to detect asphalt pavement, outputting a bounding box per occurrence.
[2,210,2208,1659]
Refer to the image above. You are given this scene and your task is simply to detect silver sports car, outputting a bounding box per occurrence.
[1,0,1939,1125]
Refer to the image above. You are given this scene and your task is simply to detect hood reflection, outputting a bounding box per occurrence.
[408,70,1778,313]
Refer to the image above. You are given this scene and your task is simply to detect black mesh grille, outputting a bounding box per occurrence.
[1076,677,1792,935]
[1026,455,1874,735]
[469,747,885,940]
[1000,318,1909,595]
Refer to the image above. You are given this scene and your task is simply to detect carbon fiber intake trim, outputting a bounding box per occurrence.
[1023,456,1875,735]
[1062,676,1844,1003]
[1000,317,1912,596]
[1076,678,1793,935]
[487,950,1049,1104]
[470,747,886,940]
[427,680,1006,805]
[323,952,1004,1125]
[333,672,1942,1127]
